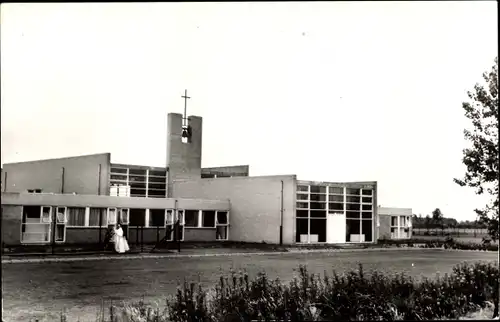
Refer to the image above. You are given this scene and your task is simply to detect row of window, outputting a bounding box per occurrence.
[110,167,167,198]
[297,202,374,211]
[296,209,373,219]
[111,167,167,177]
[22,206,229,228]
[295,218,374,243]
[297,194,373,204]
[297,185,373,196]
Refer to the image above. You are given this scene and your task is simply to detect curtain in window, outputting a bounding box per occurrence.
[89,208,107,227]
[68,207,86,226]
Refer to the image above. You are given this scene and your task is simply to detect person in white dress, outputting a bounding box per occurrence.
[114,224,130,253]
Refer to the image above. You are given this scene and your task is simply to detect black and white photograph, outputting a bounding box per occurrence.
[1,2,498,321]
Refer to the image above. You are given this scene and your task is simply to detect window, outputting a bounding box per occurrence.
[329,195,343,202]
[129,169,146,176]
[296,193,308,201]
[184,210,199,227]
[129,175,146,183]
[22,206,51,243]
[310,218,327,242]
[346,203,360,211]
[149,209,165,227]
[149,170,167,177]
[67,207,86,226]
[391,216,398,226]
[310,194,327,202]
[400,216,406,226]
[296,202,308,209]
[296,218,309,243]
[89,208,107,227]
[108,208,117,225]
[310,185,326,194]
[346,188,360,195]
[119,209,129,225]
[310,210,326,218]
[310,202,326,210]
[148,182,166,190]
[362,211,372,219]
[362,204,372,211]
[55,207,66,242]
[216,226,228,240]
[346,211,360,219]
[149,175,167,183]
[346,219,361,242]
[166,210,174,225]
[297,185,309,192]
[362,197,372,203]
[362,189,372,196]
[110,174,127,181]
[27,189,42,194]
[129,209,146,227]
[202,211,216,228]
[329,187,344,195]
[216,211,228,225]
[296,210,308,218]
[362,220,373,242]
[148,189,166,198]
[201,173,216,179]
[111,167,127,174]
[346,196,360,203]
[329,203,343,211]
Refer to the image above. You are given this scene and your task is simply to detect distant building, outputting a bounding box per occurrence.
[1,112,412,247]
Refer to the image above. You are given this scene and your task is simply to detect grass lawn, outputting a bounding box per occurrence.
[2,249,498,321]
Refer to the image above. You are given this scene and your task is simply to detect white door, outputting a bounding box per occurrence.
[327,212,346,243]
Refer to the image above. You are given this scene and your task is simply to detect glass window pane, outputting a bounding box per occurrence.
[346,196,360,203]
[296,210,308,218]
[362,204,372,211]
[310,194,327,202]
[184,210,199,227]
[346,211,360,219]
[310,186,326,194]
[111,167,127,174]
[362,211,372,219]
[296,193,308,201]
[346,203,360,211]
[362,197,372,203]
[129,209,146,226]
[329,195,343,202]
[149,209,165,227]
[346,188,360,195]
[202,210,216,227]
[310,210,326,218]
[310,202,326,210]
[362,189,372,196]
[328,203,344,211]
[296,202,309,209]
[329,187,344,195]
[89,208,106,226]
[297,185,309,192]
[216,211,228,225]
[67,207,85,226]
[296,218,309,243]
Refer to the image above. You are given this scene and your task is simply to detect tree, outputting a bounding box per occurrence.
[432,208,444,235]
[454,57,499,242]
[424,215,432,233]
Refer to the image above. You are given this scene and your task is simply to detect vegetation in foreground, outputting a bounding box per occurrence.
[55,261,499,322]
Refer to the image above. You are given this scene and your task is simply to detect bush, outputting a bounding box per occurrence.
[68,262,499,321]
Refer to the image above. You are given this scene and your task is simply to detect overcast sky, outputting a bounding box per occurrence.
[1,2,497,221]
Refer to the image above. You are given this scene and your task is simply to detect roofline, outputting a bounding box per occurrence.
[3,153,111,166]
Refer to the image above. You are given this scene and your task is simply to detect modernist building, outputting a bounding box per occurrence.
[1,112,412,247]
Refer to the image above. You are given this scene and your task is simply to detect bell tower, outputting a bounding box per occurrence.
[166,90,203,197]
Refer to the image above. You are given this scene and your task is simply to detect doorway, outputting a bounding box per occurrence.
[327,212,346,244]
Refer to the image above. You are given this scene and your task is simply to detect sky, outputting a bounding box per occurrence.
[1,2,497,221]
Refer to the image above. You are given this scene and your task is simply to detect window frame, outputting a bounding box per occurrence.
[66,206,86,227]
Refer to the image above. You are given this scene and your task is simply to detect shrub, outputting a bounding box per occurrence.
[63,261,499,321]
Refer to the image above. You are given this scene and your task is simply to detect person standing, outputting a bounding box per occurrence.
[114,224,130,253]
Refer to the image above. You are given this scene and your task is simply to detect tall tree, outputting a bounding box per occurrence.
[432,208,444,234]
[454,57,499,242]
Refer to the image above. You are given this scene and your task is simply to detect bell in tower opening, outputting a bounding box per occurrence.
[181,124,193,144]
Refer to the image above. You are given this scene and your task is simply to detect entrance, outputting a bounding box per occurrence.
[327,212,346,244]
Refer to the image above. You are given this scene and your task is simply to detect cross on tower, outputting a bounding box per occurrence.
[181,89,190,127]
